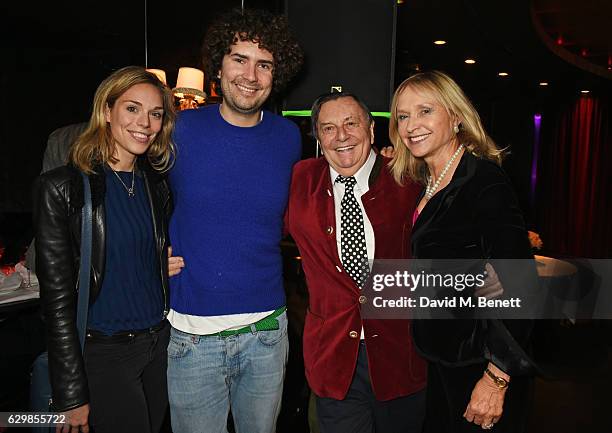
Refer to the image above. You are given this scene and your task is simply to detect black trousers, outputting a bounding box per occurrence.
[84,321,170,433]
[316,342,426,433]
[423,362,533,433]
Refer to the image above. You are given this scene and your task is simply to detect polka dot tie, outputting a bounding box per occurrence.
[336,175,369,287]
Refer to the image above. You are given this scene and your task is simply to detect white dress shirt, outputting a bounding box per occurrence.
[329,150,377,339]
[329,150,377,268]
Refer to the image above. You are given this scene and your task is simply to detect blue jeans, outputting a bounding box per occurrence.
[167,312,289,433]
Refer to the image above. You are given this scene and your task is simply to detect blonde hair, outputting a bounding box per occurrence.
[69,66,176,173]
[389,70,503,185]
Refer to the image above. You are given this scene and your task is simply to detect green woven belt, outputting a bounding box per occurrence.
[216,306,286,338]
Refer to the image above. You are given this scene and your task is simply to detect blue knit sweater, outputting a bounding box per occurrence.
[168,105,301,316]
[89,170,164,334]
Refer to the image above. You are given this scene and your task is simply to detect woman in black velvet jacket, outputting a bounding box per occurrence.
[34,66,175,433]
[388,70,537,432]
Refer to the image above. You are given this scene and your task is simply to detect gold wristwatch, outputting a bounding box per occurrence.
[485,368,509,389]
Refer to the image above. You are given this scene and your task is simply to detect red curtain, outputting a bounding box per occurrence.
[538,95,611,257]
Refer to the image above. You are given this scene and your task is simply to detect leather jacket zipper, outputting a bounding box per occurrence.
[143,170,169,318]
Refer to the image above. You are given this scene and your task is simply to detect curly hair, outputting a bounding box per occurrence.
[203,8,304,94]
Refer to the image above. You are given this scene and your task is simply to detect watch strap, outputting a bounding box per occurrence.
[485,368,509,389]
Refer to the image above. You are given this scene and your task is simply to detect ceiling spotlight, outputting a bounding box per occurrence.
[464,59,476,64]
[434,40,447,45]
[539,82,548,86]
[498,72,509,77]
[581,90,590,94]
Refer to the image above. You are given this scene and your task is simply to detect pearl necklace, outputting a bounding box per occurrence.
[425,144,464,200]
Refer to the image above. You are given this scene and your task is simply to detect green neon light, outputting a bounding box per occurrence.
[282,110,311,117]
[282,110,390,118]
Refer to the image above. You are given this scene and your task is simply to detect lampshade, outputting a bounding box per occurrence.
[175,67,204,90]
[173,67,206,103]
[146,68,167,85]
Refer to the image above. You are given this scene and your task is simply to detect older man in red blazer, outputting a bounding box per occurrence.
[285,93,427,433]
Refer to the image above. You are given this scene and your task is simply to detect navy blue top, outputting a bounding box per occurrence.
[168,105,302,316]
[88,168,164,335]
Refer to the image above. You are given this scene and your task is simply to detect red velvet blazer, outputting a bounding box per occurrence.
[285,155,427,401]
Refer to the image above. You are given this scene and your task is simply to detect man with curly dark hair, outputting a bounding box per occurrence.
[165,8,303,433]
[203,8,303,99]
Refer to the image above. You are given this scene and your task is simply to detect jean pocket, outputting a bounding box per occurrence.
[257,313,288,346]
[168,332,191,359]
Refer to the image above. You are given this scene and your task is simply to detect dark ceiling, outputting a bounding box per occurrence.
[395,0,611,99]
[532,0,612,75]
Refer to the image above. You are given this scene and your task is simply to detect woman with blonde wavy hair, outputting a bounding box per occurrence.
[34,66,175,433]
[389,70,536,432]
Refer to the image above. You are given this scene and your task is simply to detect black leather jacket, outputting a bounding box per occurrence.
[33,159,171,412]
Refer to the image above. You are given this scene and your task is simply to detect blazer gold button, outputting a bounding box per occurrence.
[358,295,367,304]
[326,226,334,235]
[349,330,359,339]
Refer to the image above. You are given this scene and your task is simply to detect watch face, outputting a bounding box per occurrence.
[495,377,508,388]
[486,369,508,388]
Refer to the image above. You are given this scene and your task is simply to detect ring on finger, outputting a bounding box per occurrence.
[482,423,494,430]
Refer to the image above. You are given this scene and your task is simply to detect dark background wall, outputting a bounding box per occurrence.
[0,0,282,213]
